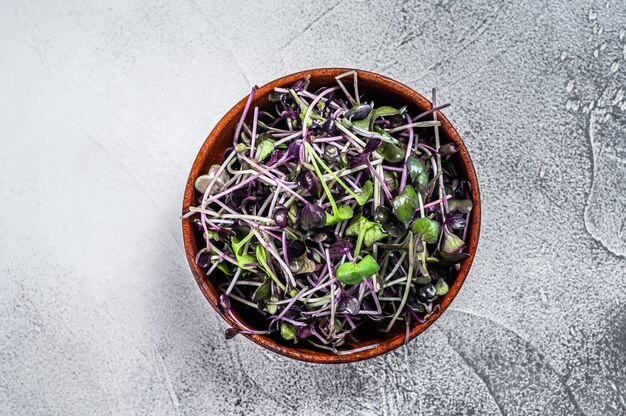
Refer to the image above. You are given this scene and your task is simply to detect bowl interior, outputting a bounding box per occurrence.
[182,68,480,363]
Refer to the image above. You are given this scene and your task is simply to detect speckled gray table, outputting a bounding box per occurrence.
[1,1,625,415]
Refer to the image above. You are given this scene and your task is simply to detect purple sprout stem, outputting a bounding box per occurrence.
[226,310,272,335]
[343,313,356,330]
[202,172,258,206]
[281,231,289,265]
[418,143,437,153]
[312,136,343,143]
[301,86,339,139]
[278,317,308,327]
[225,268,243,296]
[324,248,337,335]
[233,86,257,147]
[273,286,309,322]
[366,159,392,202]
[299,90,342,110]
[398,113,414,193]
[412,102,450,121]
[362,278,382,314]
[408,309,425,324]
[423,195,453,210]
[432,88,449,217]
[199,216,238,266]
[249,106,259,158]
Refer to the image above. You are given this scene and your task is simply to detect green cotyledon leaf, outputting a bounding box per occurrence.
[336,255,380,285]
[411,217,440,244]
[393,185,418,222]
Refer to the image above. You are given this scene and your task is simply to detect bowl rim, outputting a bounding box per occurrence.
[182,67,481,363]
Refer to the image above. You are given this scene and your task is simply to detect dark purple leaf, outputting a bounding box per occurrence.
[337,296,360,314]
[439,143,458,156]
[446,211,467,230]
[364,138,382,154]
[219,294,231,313]
[288,240,307,258]
[299,204,326,231]
[297,170,322,199]
[311,230,337,245]
[298,326,313,339]
[291,79,306,91]
[196,249,211,268]
[328,240,353,260]
[454,181,471,199]
[229,186,248,206]
[193,219,205,233]
[345,104,372,120]
[272,206,289,228]
[287,141,300,159]
[224,328,239,339]
[321,119,337,134]
[437,251,470,265]
[222,147,234,160]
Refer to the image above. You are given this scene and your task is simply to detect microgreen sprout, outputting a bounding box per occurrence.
[185,74,472,352]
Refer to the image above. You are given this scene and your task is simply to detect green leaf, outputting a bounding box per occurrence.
[434,278,449,296]
[256,139,275,162]
[459,199,473,213]
[339,117,352,128]
[255,243,267,265]
[346,216,368,237]
[416,172,429,197]
[326,204,354,226]
[355,180,373,205]
[352,116,371,130]
[265,296,278,314]
[363,223,388,247]
[442,228,465,253]
[376,142,405,163]
[217,261,234,276]
[280,321,298,344]
[448,198,473,213]
[231,232,256,270]
[337,204,354,221]
[436,251,470,265]
[411,218,440,244]
[236,254,256,270]
[289,254,316,274]
[356,255,380,278]
[268,91,284,102]
[393,185,418,222]
[256,244,281,283]
[336,255,380,285]
[252,280,271,301]
[372,125,400,145]
[383,170,398,193]
[231,232,254,256]
[325,211,337,226]
[336,262,359,284]
[407,156,426,182]
[298,110,313,127]
[368,106,400,129]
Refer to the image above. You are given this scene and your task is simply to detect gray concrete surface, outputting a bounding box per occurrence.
[1,0,625,415]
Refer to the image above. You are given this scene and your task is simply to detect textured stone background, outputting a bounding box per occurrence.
[1,0,625,415]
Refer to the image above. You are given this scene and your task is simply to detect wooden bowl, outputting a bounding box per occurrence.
[182,68,481,363]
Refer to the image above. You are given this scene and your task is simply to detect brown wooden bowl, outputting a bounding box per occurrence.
[182,68,481,363]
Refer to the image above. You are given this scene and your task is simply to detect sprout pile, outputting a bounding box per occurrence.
[184,72,473,355]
